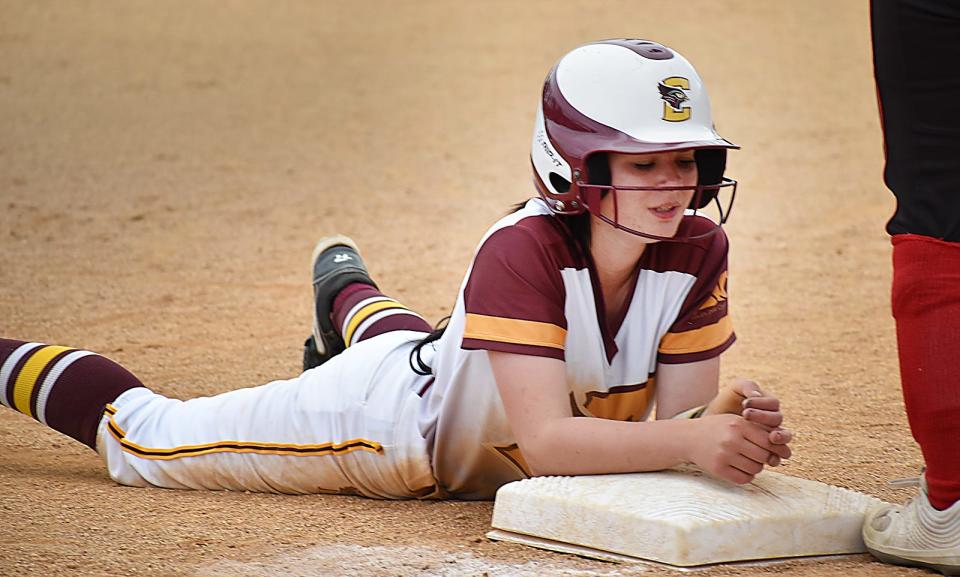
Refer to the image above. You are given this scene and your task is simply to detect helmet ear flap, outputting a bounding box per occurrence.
[693,148,727,209]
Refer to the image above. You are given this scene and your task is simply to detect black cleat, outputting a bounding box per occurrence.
[303,235,377,371]
[302,335,325,372]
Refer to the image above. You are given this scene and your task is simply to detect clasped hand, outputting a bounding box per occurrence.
[692,379,793,485]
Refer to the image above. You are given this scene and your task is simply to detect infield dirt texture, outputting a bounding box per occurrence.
[0,2,927,576]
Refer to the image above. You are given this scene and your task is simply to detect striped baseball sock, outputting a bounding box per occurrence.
[892,235,960,510]
[331,283,431,348]
[0,338,146,450]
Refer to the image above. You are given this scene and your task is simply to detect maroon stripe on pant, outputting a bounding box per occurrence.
[416,377,435,397]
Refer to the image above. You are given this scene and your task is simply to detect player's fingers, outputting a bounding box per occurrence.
[767,453,782,467]
[731,434,775,465]
[733,378,764,399]
[770,427,792,445]
[720,466,755,485]
[770,441,790,459]
[741,396,780,412]
[729,454,765,477]
[742,407,783,428]
[743,422,792,460]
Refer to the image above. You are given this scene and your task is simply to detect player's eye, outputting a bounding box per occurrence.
[633,162,654,170]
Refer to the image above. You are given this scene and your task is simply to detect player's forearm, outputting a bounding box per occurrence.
[519,416,697,477]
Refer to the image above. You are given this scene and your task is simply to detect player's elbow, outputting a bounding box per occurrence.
[514,419,575,477]
[522,446,591,477]
[522,453,556,478]
[522,452,559,478]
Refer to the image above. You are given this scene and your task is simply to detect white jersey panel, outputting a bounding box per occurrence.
[612,269,696,383]
[561,266,696,415]
[557,267,606,393]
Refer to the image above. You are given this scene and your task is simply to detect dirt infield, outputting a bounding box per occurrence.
[0,1,931,575]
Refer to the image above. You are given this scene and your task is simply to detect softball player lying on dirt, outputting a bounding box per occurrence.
[1,39,792,500]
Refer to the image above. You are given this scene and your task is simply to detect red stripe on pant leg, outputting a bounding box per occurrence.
[892,234,960,509]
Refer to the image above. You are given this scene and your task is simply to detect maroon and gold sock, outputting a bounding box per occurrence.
[331,283,432,348]
[892,235,960,510]
[0,338,145,450]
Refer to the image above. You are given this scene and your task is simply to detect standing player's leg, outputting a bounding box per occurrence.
[863,1,960,574]
[303,235,432,370]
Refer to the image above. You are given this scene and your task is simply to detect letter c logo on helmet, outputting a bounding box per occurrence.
[659,77,691,122]
[529,39,739,242]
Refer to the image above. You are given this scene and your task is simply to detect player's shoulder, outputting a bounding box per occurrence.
[475,198,581,269]
[643,215,729,275]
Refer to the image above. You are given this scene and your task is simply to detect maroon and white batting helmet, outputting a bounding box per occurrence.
[530,39,739,241]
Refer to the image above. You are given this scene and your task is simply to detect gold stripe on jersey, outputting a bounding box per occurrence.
[343,299,407,345]
[658,315,733,355]
[11,345,74,417]
[582,379,655,422]
[464,314,566,350]
[493,443,531,477]
[106,415,382,461]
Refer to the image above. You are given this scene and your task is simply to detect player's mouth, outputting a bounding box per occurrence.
[649,202,681,221]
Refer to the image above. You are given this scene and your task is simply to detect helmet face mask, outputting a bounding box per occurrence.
[530,39,739,242]
[577,178,738,242]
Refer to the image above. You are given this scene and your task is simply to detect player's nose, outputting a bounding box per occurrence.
[655,163,686,186]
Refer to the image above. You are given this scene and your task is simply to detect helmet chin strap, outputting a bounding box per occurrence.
[591,211,718,242]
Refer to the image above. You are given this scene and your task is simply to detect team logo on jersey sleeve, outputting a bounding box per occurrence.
[698,271,728,311]
[659,77,691,122]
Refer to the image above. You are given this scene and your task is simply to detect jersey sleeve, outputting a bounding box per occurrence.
[657,224,736,364]
[461,225,567,360]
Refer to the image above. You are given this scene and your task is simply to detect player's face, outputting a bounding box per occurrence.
[597,150,698,240]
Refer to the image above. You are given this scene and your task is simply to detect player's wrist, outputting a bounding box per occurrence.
[675,416,713,466]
